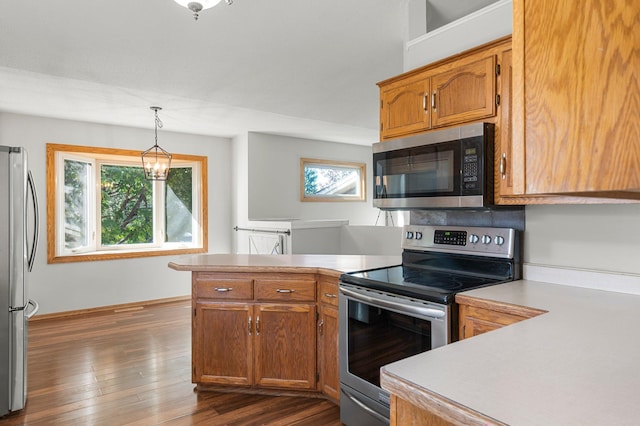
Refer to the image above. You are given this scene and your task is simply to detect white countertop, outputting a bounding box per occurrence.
[381,280,640,425]
[168,253,401,276]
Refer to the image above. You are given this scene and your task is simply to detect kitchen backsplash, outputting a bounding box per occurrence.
[410,207,525,231]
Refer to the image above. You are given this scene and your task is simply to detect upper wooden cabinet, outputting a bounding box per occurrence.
[431,56,496,128]
[511,0,640,198]
[380,78,431,139]
[378,39,504,141]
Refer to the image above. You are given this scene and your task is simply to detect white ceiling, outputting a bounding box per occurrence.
[0,1,409,145]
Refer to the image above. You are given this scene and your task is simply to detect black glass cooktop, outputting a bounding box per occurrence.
[339,251,515,304]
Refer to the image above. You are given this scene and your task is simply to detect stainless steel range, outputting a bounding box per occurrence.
[338,224,520,426]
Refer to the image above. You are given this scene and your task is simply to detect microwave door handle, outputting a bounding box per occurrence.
[27,170,39,272]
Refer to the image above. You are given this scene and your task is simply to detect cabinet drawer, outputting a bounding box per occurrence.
[255,279,316,302]
[194,277,253,300]
[319,280,339,306]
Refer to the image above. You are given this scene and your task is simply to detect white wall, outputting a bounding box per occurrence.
[246,132,381,225]
[405,0,512,70]
[525,204,640,276]
[231,133,249,254]
[0,112,233,314]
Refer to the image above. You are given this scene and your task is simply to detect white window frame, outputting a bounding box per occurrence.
[300,157,366,202]
[47,143,208,263]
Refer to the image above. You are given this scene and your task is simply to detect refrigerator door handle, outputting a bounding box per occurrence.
[26,170,39,272]
[25,299,39,319]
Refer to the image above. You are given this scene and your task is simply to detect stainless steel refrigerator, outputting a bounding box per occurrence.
[0,146,39,417]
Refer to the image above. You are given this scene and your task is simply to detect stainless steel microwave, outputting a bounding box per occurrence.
[373,122,494,210]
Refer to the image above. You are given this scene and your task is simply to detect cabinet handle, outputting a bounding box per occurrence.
[323,293,337,298]
[431,91,437,110]
[318,319,324,336]
[215,287,233,292]
[500,153,507,180]
[248,316,252,335]
[256,316,260,335]
[276,288,295,293]
[461,324,466,339]
[423,93,428,111]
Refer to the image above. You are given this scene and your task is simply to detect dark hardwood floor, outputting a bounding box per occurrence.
[1,300,341,425]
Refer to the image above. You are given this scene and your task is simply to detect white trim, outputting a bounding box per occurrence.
[407,0,512,48]
[404,0,512,70]
[523,263,640,296]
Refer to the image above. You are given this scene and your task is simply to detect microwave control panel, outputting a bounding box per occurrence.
[462,138,483,192]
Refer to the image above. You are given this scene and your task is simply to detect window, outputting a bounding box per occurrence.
[300,158,366,202]
[47,143,208,263]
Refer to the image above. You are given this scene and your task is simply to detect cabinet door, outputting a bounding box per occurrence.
[458,303,528,340]
[431,56,496,128]
[391,395,455,426]
[513,0,640,195]
[254,303,316,390]
[193,302,253,386]
[318,304,339,402]
[380,78,431,139]
[496,48,519,197]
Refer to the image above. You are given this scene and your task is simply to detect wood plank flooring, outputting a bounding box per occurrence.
[1,300,341,425]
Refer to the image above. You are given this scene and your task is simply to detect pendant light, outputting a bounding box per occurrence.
[173,0,233,21]
[141,106,172,181]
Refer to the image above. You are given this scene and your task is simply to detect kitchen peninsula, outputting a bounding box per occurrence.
[381,280,640,425]
[168,253,400,401]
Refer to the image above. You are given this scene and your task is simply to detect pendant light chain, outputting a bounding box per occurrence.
[141,106,172,181]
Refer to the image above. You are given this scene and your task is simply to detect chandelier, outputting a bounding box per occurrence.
[141,106,172,181]
[173,0,233,20]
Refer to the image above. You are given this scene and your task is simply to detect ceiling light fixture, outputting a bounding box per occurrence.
[173,0,233,21]
[141,106,172,181]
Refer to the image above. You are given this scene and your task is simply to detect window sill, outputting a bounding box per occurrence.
[47,247,207,264]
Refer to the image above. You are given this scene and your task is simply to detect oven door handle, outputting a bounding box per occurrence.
[340,286,446,320]
[341,387,390,424]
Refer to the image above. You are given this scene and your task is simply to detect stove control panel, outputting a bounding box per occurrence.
[402,225,516,259]
[433,230,467,246]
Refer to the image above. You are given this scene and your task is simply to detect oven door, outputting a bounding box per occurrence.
[339,283,450,425]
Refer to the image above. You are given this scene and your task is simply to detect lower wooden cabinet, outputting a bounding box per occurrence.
[390,395,454,426]
[317,276,340,402]
[194,302,253,386]
[456,294,545,340]
[254,303,316,389]
[192,271,339,398]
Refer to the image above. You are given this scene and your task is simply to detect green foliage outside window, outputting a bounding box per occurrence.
[100,165,153,245]
[64,159,90,249]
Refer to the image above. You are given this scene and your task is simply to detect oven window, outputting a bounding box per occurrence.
[347,300,432,387]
